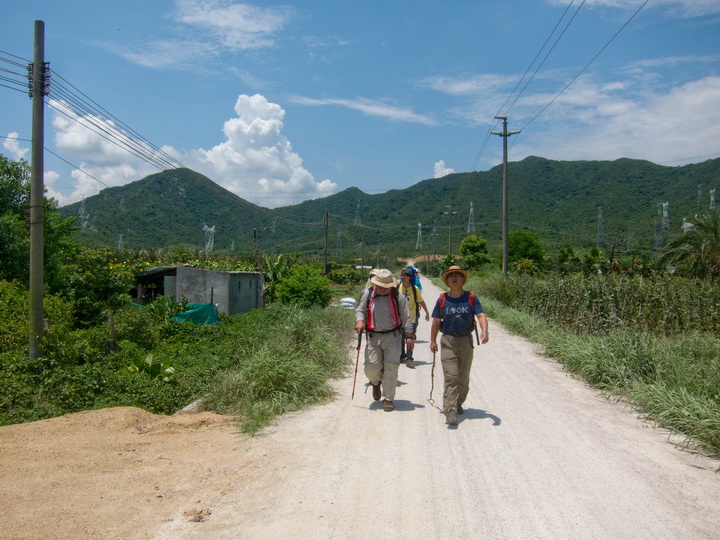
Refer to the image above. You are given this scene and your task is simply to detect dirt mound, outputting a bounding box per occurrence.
[0,407,246,539]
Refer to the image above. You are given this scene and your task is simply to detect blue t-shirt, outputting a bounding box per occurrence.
[431,291,483,335]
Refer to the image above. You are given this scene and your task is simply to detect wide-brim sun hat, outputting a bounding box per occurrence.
[441,265,468,286]
[370,269,395,288]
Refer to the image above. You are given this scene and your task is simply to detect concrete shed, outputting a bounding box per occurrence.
[134,266,263,315]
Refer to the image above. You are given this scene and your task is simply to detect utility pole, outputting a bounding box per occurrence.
[323,209,329,275]
[29,20,48,361]
[254,228,262,272]
[432,219,437,262]
[443,205,457,255]
[492,116,520,278]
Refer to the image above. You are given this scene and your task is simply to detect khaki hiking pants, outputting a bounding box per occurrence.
[364,329,402,401]
[440,333,474,414]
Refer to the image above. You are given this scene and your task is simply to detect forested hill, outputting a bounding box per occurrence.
[58,156,720,256]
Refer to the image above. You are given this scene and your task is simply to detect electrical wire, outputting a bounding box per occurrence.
[49,70,185,169]
[0,51,31,95]
[500,0,586,118]
[515,0,650,134]
[472,0,650,167]
[470,0,581,172]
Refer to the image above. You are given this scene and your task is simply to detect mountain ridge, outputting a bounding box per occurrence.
[58,156,720,257]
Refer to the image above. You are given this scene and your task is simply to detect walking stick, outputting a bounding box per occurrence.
[428,351,436,405]
[351,332,362,400]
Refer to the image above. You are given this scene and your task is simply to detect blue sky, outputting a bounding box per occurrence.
[2,0,719,209]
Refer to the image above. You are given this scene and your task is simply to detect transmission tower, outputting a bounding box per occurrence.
[117,234,123,250]
[354,199,362,225]
[467,202,476,234]
[653,203,665,257]
[662,201,670,230]
[711,188,717,210]
[203,224,215,253]
[416,222,423,250]
[78,200,90,232]
[698,184,703,210]
[336,227,342,257]
[596,205,604,248]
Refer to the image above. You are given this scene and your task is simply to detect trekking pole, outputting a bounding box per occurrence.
[428,351,436,405]
[351,332,362,400]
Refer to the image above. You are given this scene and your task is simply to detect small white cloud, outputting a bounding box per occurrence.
[434,160,455,178]
[290,95,436,125]
[3,132,28,161]
[172,0,293,50]
[117,39,218,69]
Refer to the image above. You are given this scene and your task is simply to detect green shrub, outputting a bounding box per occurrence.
[276,265,332,308]
[61,249,134,328]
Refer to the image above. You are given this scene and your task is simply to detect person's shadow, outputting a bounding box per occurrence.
[369,400,425,412]
[459,407,501,426]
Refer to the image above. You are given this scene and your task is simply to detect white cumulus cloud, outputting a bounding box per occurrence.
[47,93,334,208]
[190,94,336,207]
[434,160,455,178]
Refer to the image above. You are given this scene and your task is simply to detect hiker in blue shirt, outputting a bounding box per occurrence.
[430,265,489,426]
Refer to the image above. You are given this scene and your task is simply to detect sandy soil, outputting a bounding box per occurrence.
[1,276,719,540]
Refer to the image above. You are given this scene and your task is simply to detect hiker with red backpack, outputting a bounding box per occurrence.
[429,265,489,426]
[397,267,430,369]
[355,269,415,412]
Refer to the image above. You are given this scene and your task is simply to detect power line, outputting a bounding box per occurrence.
[500,0,586,118]
[516,0,650,134]
[49,70,185,169]
[471,0,649,169]
[470,0,581,171]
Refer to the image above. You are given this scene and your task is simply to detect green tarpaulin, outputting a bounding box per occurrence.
[171,303,219,325]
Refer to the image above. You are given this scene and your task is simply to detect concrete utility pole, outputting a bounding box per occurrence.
[29,20,47,361]
[492,116,520,278]
[443,205,457,255]
[323,210,329,275]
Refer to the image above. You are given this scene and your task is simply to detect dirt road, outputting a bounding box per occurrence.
[2,275,719,539]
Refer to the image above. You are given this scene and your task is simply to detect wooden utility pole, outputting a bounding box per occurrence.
[29,20,47,361]
[492,116,520,278]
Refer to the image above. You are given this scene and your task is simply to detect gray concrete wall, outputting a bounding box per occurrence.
[174,267,263,315]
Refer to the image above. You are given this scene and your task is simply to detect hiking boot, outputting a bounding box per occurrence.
[383,399,394,412]
[445,411,458,425]
[457,405,464,414]
[406,358,415,369]
[371,383,381,401]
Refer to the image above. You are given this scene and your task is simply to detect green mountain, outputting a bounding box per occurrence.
[58,156,720,257]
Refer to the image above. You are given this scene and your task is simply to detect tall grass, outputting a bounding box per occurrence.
[203,304,355,433]
[473,275,720,457]
[494,273,720,337]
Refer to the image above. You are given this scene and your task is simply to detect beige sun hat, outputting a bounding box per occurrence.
[441,265,468,286]
[370,269,395,288]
